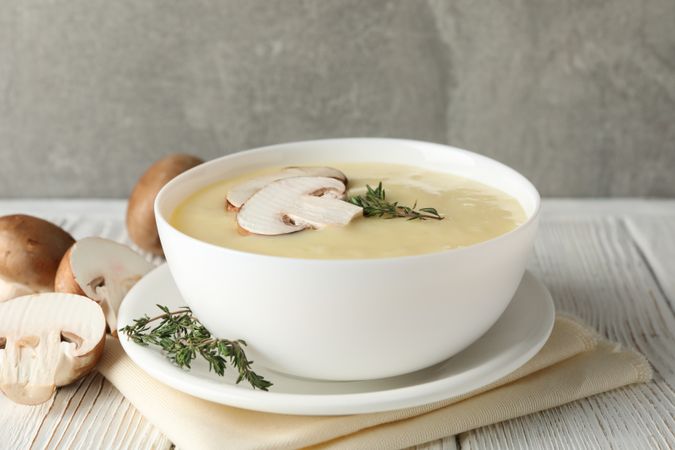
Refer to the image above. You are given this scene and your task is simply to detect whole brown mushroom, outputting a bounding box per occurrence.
[0,215,75,302]
[126,154,202,255]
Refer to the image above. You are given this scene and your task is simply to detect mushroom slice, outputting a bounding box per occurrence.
[0,215,75,302]
[127,154,203,256]
[237,176,363,235]
[226,166,347,211]
[0,293,106,405]
[55,237,154,334]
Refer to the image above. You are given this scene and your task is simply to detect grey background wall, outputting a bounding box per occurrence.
[0,0,673,198]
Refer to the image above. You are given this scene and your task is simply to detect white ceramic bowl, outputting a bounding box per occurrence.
[155,138,541,381]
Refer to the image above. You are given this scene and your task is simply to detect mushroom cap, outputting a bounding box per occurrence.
[127,154,203,255]
[226,166,348,210]
[237,176,362,235]
[0,277,34,303]
[0,293,106,405]
[55,237,154,334]
[0,215,75,292]
[53,246,85,296]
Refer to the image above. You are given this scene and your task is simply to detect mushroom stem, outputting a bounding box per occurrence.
[1,330,61,404]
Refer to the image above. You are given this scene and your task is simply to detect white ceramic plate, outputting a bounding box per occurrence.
[118,264,554,415]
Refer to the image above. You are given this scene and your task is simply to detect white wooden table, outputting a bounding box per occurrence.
[1,199,674,450]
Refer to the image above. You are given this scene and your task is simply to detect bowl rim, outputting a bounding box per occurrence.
[154,137,541,264]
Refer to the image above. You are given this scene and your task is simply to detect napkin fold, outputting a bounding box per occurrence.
[98,316,651,450]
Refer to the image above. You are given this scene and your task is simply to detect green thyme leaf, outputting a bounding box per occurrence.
[119,305,272,391]
[349,182,444,221]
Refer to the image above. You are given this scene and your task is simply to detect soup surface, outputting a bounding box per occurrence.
[170,163,527,259]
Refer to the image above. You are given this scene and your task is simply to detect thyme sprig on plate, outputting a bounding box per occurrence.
[119,305,272,391]
[349,182,444,221]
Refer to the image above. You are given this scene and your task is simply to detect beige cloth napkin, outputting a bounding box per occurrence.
[98,316,651,450]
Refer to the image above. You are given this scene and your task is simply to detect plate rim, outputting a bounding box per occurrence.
[118,264,555,415]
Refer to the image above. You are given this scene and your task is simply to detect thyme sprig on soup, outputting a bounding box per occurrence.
[170,163,526,259]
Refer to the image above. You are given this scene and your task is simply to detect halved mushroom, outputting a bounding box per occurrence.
[237,176,363,235]
[226,166,348,211]
[0,215,75,302]
[55,237,154,334]
[0,293,106,405]
[127,154,203,255]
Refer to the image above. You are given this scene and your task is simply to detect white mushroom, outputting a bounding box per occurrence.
[0,293,106,405]
[55,237,154,334]
[0,215,75,302]
[226,166,347,211]
[237,176,363,235]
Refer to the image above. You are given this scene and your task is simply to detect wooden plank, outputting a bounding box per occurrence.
[414,437,458,450]
[0,200,128,218]
[0,395,55,450]
[460,216,675,449]
[624,216,675,309]
[541,199,675,217]
[28,374,172,450]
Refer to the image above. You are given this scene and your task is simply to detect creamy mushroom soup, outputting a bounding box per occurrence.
[170,163,527,259]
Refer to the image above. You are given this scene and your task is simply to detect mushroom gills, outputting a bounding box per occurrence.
[237,176,363,235]
[0,293,106,405]
[226,166,347,210]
